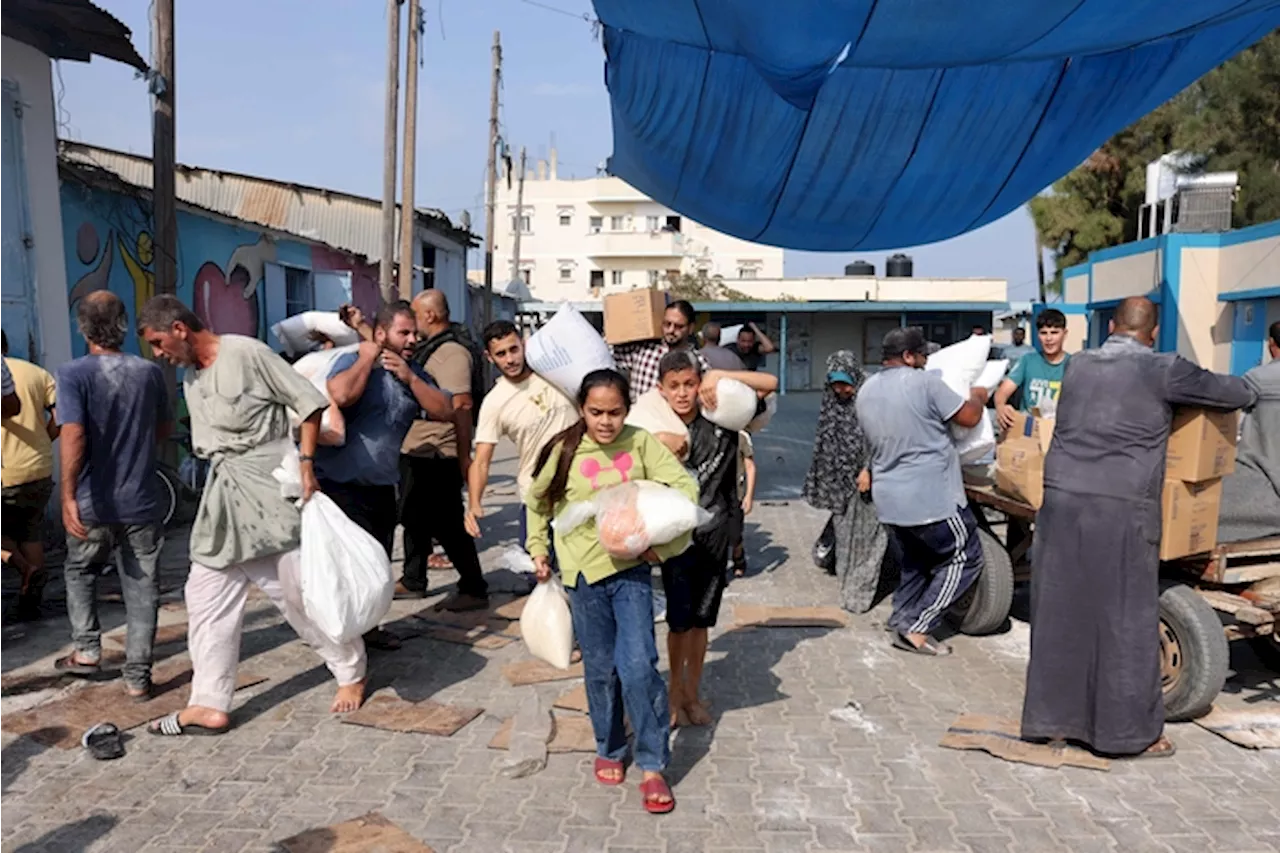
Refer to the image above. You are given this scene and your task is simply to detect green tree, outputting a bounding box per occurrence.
[1032,32,1280,288]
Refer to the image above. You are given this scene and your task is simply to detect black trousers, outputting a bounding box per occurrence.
[398,455,488,597]
[318,480,398,557]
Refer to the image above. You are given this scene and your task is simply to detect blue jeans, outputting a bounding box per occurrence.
[567,565,670,772]
[64,523,163,688]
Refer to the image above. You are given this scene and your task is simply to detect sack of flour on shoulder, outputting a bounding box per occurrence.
[525,304,616,399]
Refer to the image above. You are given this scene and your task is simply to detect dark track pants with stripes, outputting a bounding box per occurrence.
[885,504,984,637]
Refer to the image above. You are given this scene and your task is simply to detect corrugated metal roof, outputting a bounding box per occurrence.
[58,141,478,263]
[2,0,147,70]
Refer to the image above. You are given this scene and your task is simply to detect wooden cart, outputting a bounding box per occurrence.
[961,483,1280,721]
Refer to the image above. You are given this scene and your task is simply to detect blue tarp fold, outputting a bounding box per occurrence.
[594,1,1280,250]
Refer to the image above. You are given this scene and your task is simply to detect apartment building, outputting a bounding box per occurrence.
[493,151,784,302]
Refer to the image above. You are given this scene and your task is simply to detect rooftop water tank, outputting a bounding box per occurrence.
[886,253,913,278]
[844,260,875,276]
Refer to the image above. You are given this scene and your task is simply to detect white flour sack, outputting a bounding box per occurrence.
[702,377,759,432]
[289,344,358,446]
[525,304,616,399]
[272,311,359,357]
[927,335,995,464]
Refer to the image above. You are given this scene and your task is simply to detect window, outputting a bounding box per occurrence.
[284,266,313,315]
[610,270,624,286]
[645,215,660,231]
[589,270,604,295]
[510,214,531,234]
[738,266,758,279]
[520,269,531,285]
[559,261,574,282]
[589,216,603,233]
[665,215,682,233]
[610,216,625,231]
[559,213,572,226]
[647,270,661,285]
[420,243,436,291]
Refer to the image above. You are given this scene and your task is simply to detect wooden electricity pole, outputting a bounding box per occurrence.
[509,146,527,284]
[482,30,501,330]
[152,0,176,298]
[380,0,403,302]
[397,0,421,299]
[1035,234,1048,304]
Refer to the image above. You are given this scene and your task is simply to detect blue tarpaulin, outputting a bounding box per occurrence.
[593,1,1280,250]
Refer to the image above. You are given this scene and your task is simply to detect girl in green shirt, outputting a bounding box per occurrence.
[526,369,696,814]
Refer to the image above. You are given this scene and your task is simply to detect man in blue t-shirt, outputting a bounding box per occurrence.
[995,308,1070,430]
[315,300,452,649]
[54,291,171,698]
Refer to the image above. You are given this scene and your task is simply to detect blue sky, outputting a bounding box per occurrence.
[58,0,1047,300]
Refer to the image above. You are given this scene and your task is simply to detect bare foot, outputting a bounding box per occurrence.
[683,700,712,727]
[331,679,366,713]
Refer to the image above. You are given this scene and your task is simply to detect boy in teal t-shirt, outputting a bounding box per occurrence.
[996,308,1070,430]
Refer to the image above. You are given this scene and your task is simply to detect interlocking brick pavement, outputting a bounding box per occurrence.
[3,393,1278,853]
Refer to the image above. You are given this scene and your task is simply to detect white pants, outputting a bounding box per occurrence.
[185,549,367,712]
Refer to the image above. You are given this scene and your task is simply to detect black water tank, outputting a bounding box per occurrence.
[844,260,875,276]
[886,253,913,277]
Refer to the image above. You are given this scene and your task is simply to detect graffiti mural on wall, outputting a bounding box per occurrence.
[191,235,276,338]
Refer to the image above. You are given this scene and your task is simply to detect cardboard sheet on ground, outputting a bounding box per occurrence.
[939,714,1110,771]
[105,622,188,649]
[502,658,584,685]
[1,662,265,749]
[418,607,523,638]
[553,684,590,713]
[491,596,529,620]
[403,616,516,650]
[732,605,849,629]
[1193,705,1280,749]
[489,712,596,753]
[279,812,435,853]
[341,694,482,737]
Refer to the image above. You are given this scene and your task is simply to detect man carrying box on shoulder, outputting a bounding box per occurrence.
[1020,297,1254,759]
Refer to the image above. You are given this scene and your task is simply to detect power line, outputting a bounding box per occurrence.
[516,0,596,24]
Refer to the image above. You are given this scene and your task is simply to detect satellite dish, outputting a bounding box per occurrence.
[460,210,472,231]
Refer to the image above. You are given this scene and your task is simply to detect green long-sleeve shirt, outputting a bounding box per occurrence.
[525,425,698,589]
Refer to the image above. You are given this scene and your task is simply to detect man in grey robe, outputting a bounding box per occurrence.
[1218,321,1280,543]
[1021,297,1255,757]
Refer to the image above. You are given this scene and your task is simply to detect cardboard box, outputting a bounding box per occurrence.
[994,412,1055,509]
[603,289,666,345]
[1165,408,1238,482]
[1159,477,1223,561]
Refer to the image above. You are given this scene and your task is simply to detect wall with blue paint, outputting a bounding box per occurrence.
[59,181,381,358]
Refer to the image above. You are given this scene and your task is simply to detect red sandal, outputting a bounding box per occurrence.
[639,775,675,814]
[594,757,625,786]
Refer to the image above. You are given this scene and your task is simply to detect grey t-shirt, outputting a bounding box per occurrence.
[856,366,966,526]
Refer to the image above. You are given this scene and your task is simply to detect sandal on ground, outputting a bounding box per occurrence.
[891,632,952,656]
[363,628,402,651]
[427,554,454,570]
[147,712,229,737]
[1131,736,1176,760]
[54,653,101,675]
[594,757,625,786]
[82,723,125,760]
[639,776,676,814]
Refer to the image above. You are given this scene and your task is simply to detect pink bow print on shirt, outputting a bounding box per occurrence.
[580,451,634,490]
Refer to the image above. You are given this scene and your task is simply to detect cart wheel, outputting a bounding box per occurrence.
[947,529,1014,636]
[1159,582,1229,722]
[1247,633,1280,673]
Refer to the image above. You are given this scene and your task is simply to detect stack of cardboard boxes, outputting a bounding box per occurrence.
[993,407,1239,562]
[1160,409,1238,560]
[603,289,667,345]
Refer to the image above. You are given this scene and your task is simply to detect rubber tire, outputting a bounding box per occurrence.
[948,528,1014,636]
[1247,633,1280,673]
[1159,582,1229,722]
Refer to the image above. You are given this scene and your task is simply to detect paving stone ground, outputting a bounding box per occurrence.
[2,393,1278,853]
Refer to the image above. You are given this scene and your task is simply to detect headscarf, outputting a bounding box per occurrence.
[802,350,870,513]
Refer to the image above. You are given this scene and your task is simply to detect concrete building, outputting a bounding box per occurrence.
[1056,219,1279,373]
[57,142,477,358]
[493,153,784,301]
[522,271,1009,393]
[2,0,147,366]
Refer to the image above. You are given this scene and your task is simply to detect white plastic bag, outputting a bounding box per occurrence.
[520,577,575,670]
[497,546,537,575]
[290,344,358,445]
[556,481,712,559]
[300,493,394,644]
[272,311,360,357]
[703,377,759,432]
[928,335,996,464]
[626,388,689,457]
[718,324,744,346]
[525,304,616,399]
[745,392,777,433]
[974,359,1010,394]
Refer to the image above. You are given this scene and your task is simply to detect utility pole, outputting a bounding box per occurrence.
[152,0,176,298]
[380,0,403,303]
[397,0,421,299]
[509,146,527,284]
[482,30,501,330]
[1035,234,1047,304]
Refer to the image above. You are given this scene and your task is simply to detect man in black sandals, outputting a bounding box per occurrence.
[1021,297,1254,758]
[138,296,368,737]
[856,327,990,657]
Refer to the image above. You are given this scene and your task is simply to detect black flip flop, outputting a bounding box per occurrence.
[54,653,101,675]
[891,632,952,656]
[82,723,125,760]
[148,712,229,737]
